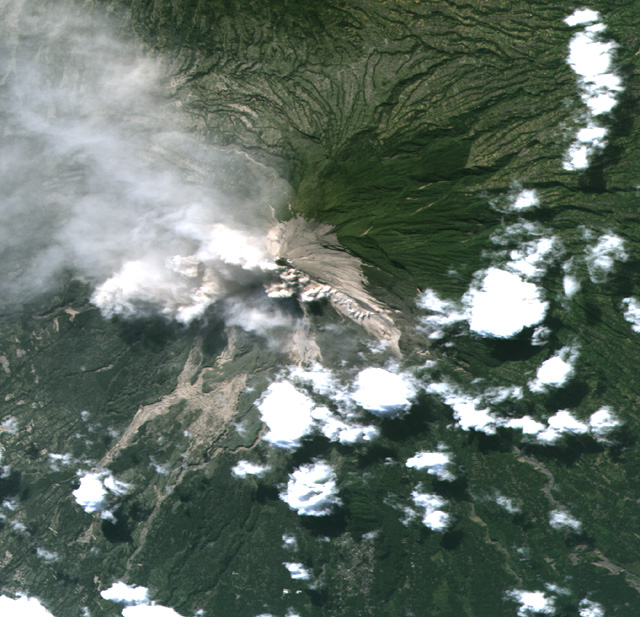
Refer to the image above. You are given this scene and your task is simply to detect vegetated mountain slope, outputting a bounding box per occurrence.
[2,1,640,616]
[104,0,640,298]
[97,4,539,267]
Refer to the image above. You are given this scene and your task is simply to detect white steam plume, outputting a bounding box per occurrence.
[0,0,289,322]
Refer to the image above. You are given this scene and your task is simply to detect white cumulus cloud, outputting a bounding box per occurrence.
[427,382,498,434]
[258,371,383,449]
[502,407,619,445]
[417,290,467,339]
[528,346,579,393]
[537,410,590,444]
[563,274,581,298]
[231,460,270,478]
[622,297,640,332]
[406,451,455,481]
[311,406,379,445]
[549,508,582,532]
[589,407,621,440]
[506,237,559,281]
[72,470,130,521]
[507,590,555,616]
[283,562,311,580]
[101,581,184,617]
[0,595,55,617]
[482,385,524,403]
[501,415,546,436]
[579,599,605,617]
[509,189,540,211]
[418,224,557,340]
[567,24,621,115]
[122,606,184,617]
[351,367,417,416]
[280,461,341,517]
[258,382,316,451]
[563,10,623,170]
[464,268,548,338]
[101,583,150,605]
[289,364,342,399]
[410,489,450,532]
[564,8,599,27]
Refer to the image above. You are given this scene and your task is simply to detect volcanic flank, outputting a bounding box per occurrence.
[267,216,402,354]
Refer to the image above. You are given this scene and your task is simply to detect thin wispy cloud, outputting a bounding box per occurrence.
[584,232,627,283]
[549,508,582,532]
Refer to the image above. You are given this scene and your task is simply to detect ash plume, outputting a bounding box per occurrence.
[0,0,289,322]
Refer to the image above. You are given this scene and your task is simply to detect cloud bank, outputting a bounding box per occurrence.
[256,363,416,453]
[563,9,623,170]
[427,378,621,444]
